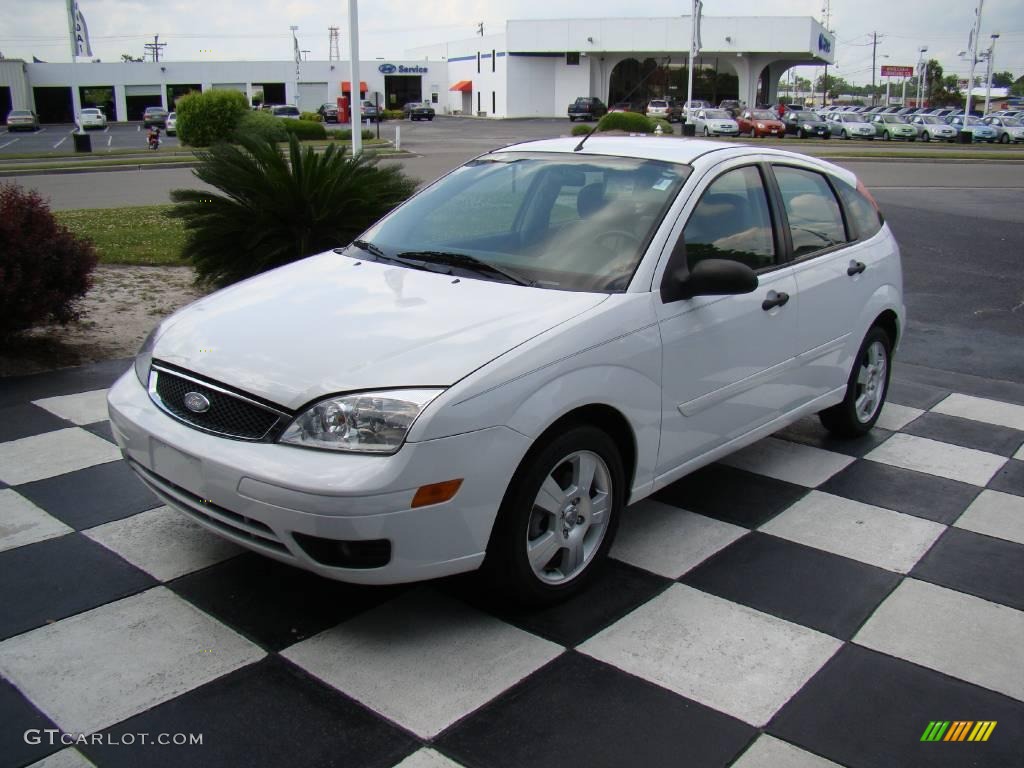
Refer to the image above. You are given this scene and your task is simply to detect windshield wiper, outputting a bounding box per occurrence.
[397,250,535,287]
[348,239,438,272]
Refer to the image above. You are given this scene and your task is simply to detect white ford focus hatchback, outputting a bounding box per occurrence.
[108,137,904,604]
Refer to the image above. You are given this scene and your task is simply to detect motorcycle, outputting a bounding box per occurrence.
[147,128,161,150]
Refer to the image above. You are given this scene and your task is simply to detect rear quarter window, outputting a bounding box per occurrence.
[835,179,884,240]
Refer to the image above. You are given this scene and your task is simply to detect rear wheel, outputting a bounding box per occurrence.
[484,425,624,605]
[819,326,892,437]
[883,130,891,141]
[1000,133,1009,143]
[841,129,849,139]
[703,127,710,136]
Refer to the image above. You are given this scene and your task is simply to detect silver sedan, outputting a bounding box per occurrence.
[826,113,876,140]
[690,109,740,137]
[910,115,957,142]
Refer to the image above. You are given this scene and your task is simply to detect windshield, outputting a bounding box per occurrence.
[705,110,731,119]
[751,111,776,120]
[358,152,691,293]
[1002,118,1022,127]
[962,116,982,125]
[917,116,941,124]
[882,115,908,123]
[794,112,818,121]
[9,110,31,116]
[649,101,668,108]
[275,106,300,115]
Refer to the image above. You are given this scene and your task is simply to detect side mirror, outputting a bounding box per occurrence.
[663,258,759,302]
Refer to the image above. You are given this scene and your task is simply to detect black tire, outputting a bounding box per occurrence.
[883,131,890,141]
[428,116,433,121]
[1000,133,1009,144]
[703,127,710,137]
[569,116,575,122]
[842,130,848,139]
[819,326,893,438]
[484,424,625,606]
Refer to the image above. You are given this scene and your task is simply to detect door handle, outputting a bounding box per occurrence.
[762,291,790,311]
[847,260,866,276]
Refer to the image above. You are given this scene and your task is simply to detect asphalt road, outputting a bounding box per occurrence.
[0,123,181,153]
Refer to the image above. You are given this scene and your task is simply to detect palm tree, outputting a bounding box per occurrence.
[170,133,417,287]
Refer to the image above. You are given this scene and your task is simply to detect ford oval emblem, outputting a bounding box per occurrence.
[184,392,211,413]
[378,63,396,74]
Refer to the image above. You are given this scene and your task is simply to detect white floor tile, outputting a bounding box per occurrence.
[855,579,1024,701]
[611,499,747,579]
[0,587,264,734]
[759,491,945,573]
[391,749,466,768]
[27,749,96,768]
[84,506,243,582]
[866,433,1006,487]
[579,584,841,727]
[954,490,1024,546]
[0,489,72,553]
[282,589,562,738]
[875,402,924,432]
[32,389,110,426]
[1015,444,1024,461]
[0,428,122,486]
[720,437,854,488]
[732,735,844,768]
[932,393,1024,432]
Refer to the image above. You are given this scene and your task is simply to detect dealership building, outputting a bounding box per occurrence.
[0,15,834,123]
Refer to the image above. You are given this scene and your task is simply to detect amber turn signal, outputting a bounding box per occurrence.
[411,479,463,508]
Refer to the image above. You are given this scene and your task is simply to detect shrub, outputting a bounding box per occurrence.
[176,89,250,147]
[282,119,327,140]
[596,111,655,134]
[300,111,323,122]
[0,184,98,337]
[170,133,417,287]
[234,110,287,144]
[570,124,592,136]
[330,128,375,141]
[381,109,404,121]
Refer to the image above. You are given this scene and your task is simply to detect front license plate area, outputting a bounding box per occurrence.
[150,438,203,491]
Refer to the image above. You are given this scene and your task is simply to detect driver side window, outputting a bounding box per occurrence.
[682,166,776,271]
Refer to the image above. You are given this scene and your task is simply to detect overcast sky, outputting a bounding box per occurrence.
[2,0,1021,86]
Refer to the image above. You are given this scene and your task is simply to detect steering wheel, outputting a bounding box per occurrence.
[595,230,641,252]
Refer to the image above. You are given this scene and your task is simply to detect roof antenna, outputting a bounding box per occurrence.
[575,56,672,152]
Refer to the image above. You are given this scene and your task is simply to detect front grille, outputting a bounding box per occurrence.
[150,364,288,441]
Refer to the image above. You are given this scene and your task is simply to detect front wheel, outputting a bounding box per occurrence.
[484,425,624,605]
[703,127,710,137]
[819,326,893,438]
[842,130,849,139]
[999,133,1009,144]
[883,131,891,141]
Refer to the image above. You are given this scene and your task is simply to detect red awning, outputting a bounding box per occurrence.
[341,81,368,93]
[449,80,472,92]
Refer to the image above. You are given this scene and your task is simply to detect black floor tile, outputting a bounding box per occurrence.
[0,677,61,768]
[903,412,1024,457]
[442,559,672,647]
[819,460,979,524]
[655,464,809,529]
[169,553,406,652]
[81,656,419,768]
[910,527,1024,611]
[0,358,131,409]
[769,644,1024,768]
[15,460,160,530]
[0,403,71,442]
[774,416,893,458]
[988,459,1024,497]
[437,652,756,768]
[82,419,116,445]
[886,377,950,410]
[0,533,156,640]
[681,533,901,640]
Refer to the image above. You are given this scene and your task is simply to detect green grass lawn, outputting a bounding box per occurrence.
[55,205,187,266]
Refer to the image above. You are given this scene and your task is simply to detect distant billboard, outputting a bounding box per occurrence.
[880,65,914,78]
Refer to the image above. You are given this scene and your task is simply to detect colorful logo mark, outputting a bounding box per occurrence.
[920,721,997,742]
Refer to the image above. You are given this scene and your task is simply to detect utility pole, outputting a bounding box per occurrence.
[916,46,928,106]
[870,32,879,106]
[965,0,983,116]
[348,0,362,156]
[143,34,166,63]
[328,26,340,61]
[820,0,831,107]
[477,22,484,37]
[983,33,999,115]
[686,0,702,121]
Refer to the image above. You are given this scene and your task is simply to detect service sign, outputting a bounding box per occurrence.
[880,65,914,78]
[378,63,429,74]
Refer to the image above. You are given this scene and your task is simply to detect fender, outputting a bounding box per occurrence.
[839,283,905,374]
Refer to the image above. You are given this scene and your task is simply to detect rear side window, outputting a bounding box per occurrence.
[683,166,776,271]
[835,179,883,240]
[772,166,848,257]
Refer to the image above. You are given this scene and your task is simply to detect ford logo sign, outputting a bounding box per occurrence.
[818,33,832,54]
[184,392,211,413]
[378,63,396,74]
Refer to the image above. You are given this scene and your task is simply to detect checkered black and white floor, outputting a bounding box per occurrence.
[1,360,1022,768]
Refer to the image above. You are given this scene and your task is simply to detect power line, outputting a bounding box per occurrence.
[143,34,166,62]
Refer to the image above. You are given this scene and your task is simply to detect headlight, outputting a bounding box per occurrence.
[134,323,163,386]
[804,124,813,130]
[279,389,444,454]
[757,123,765,129]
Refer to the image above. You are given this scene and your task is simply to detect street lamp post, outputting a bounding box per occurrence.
[983,33,999,115]
[916,46,928,107]
[290,25,299,109]
[964,0,984,116]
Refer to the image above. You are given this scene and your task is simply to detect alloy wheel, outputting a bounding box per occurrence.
[855,340,888,423]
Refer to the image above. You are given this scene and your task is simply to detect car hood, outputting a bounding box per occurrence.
[152,251,608,411]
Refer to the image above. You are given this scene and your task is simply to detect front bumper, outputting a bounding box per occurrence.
[107,370,532,584]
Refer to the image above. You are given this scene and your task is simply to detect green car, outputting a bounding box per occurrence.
[870,114,917,141]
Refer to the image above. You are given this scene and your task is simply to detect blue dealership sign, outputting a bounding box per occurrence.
[378,63,429,74]
[818,33,832,54]
[379,63,397,74]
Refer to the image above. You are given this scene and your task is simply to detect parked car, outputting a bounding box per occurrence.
[403,101,436,121]
[946,115,997,143]
[928,108,958,119]
[567,97,608,122]
[691,108,740,137]
[76,107,107,130]
[981,115,1024,144]
[110,136,903,603]
[165,111,177,136]
[318,102,339,123]
[718,99,741,117]
[781,110,830,138]
[271,105,302,120]
[870,114,917,141]
[608,102,636,114]
[358,100,381,123]
[826,112,876,140]
[736,108,785,138]
[645,100,671,121]
[909,114,957,142]
[665,101,684,122]
[5,109,40,131]
[143,107,168,127]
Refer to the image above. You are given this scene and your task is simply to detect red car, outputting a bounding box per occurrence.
[736,108,786,138]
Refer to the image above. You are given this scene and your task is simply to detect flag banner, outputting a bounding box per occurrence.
[692,0,703,54]
[294,35,301,65]
[69,0,93,57]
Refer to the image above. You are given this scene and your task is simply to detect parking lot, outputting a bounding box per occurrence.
[1,119,1022,768]
[0,123,182,153]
